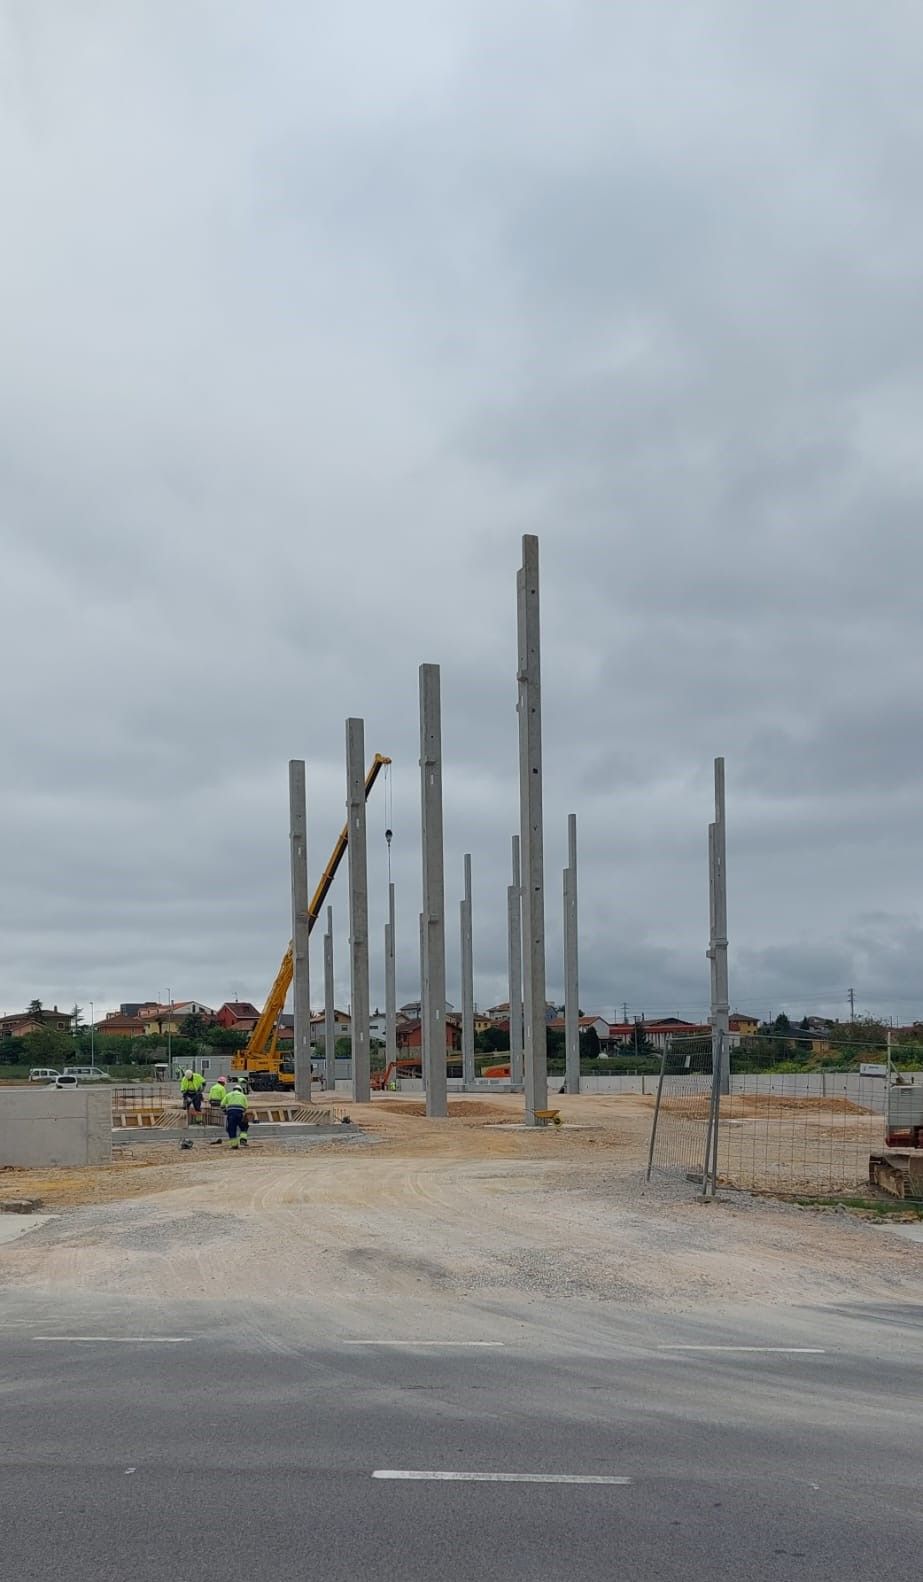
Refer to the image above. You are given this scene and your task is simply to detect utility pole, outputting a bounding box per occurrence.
[420,664,448,1118]
[324,905,336,1094]
[622,1002,628,1024]
[289,760,312,1100]
[507,834,523,1090]
[563,812,579,1095]
[460,853,475,1089]
[385,882,397,1073]
[849,987,856,1023]
[709,758,730,1095]
[517,534,548,1124]
[346,719,371,1103]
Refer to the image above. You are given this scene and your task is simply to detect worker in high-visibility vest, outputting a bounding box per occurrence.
[208,1077,227,1105]
[179,1069,205,1114]
[221,1080,249,1149]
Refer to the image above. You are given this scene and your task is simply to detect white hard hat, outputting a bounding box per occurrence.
[185,1069,194,1078]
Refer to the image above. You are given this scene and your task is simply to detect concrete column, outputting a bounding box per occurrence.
[460,853,475,1089]
[517,535,548,1123]
[508,834,523,1090]
[385,882,397,1070]
[713,757,730,1095]
[324,905,336,1094]
[420,663,448,1118]
[563,812,579,1096]
[289,759,312,1100]
[419,910,428,1095]
[346,718,370,1103]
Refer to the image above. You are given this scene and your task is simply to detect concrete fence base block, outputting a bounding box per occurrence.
[0,1089,113,1167]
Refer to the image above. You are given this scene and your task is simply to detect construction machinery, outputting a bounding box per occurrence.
[869,1081,923,1199]
[232,753,391,1091]
[371,1058,423,1091]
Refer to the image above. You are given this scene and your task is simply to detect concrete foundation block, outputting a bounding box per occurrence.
[0,1088,113,1167]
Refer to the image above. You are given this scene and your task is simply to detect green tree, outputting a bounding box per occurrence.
[22,1026,72,1062]
[180,1013,208,1041]
[631,1020,654,1058]
[335,1036,352,1059]
[474,1026,509,1055]
[203,1026,249,1051]
[0,1036,25,1066]
[579,1026,601,1060]
[27,999,45,1024]
[71,1004,84,1035]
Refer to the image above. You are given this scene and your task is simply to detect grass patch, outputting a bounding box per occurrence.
[789,1193,923,1219]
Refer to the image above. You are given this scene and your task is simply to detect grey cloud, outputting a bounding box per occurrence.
[1,3,922,1027]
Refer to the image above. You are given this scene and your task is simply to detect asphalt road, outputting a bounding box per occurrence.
[2,1291,922,1581]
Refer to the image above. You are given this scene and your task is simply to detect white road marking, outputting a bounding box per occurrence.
[32,1336,192,1344]
[345,1340,505,1348]
[125,1468,136,1475]
[373,1471,631,1484]
[656,1345,826,1354]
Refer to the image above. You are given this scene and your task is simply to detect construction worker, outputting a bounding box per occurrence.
[207,1075,226,1125]
[221,1079,249,1149]
[179,1068,205,1115]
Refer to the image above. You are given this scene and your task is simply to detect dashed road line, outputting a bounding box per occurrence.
[373,1470,630,1484]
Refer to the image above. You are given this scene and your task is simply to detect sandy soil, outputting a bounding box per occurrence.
[1,1093,921,1318]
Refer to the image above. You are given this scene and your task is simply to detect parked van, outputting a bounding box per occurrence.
[28,1068,61,1083]
[70,1067,112,1081]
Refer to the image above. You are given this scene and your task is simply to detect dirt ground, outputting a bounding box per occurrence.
[1,1092,921,1317]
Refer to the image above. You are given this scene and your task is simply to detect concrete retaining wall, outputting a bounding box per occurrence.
[0,1087,112,1167]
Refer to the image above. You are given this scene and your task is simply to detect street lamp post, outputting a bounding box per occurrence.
[89,1002,95,1070]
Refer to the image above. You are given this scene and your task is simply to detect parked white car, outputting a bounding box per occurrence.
[70,1068,113,1081]
[29,1068,61,1083]
[48,1074,79,1089]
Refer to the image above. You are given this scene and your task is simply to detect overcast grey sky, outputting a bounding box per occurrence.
[2,2,922,1027]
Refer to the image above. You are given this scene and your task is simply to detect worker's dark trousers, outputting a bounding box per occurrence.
[225,1108,249,1147]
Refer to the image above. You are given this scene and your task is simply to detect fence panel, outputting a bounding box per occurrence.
[646,1034,718,1186]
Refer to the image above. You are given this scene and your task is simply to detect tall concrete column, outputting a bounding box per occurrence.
[289,759,312,1100]
[385,882,397,1071]
[419,910,428,1095]
[324,905,336,1094]
[563,812,579,1096]
[346,718,370,1103]
[460,853,475,1089]
[712,757,730,1095]
[517,535,548,1124]
[420,663,448,1118]
[508,834,523,1090]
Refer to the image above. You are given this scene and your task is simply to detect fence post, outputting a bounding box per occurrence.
[645,1041,670,1181]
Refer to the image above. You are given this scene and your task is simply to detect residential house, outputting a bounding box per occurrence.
[94,1011,146,1038]
[309,1009,351,1041]
[601,1018,710,1056]
[139,1001,215,1036]
[473,1013,492,1035]
[0,1005,73,1038]
[215,1001,261,1035]
[729,1013,759,1038]
[548,1015,609,1042]
[400,1000,454,1021]
[396,1017,463,1054]
[485,1000,557,1024]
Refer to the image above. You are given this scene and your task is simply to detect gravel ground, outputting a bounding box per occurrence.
[1,1093,921,1317]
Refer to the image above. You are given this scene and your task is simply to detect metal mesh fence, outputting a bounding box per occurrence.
[645,1034,717,1185]
[716,1051,887,1194]
[647,1031,923,1201]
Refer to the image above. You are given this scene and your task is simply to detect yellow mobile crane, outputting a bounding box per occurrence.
[232,753,391,1091]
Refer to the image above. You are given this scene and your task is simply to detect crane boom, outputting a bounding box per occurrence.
[233,753,391,1087]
